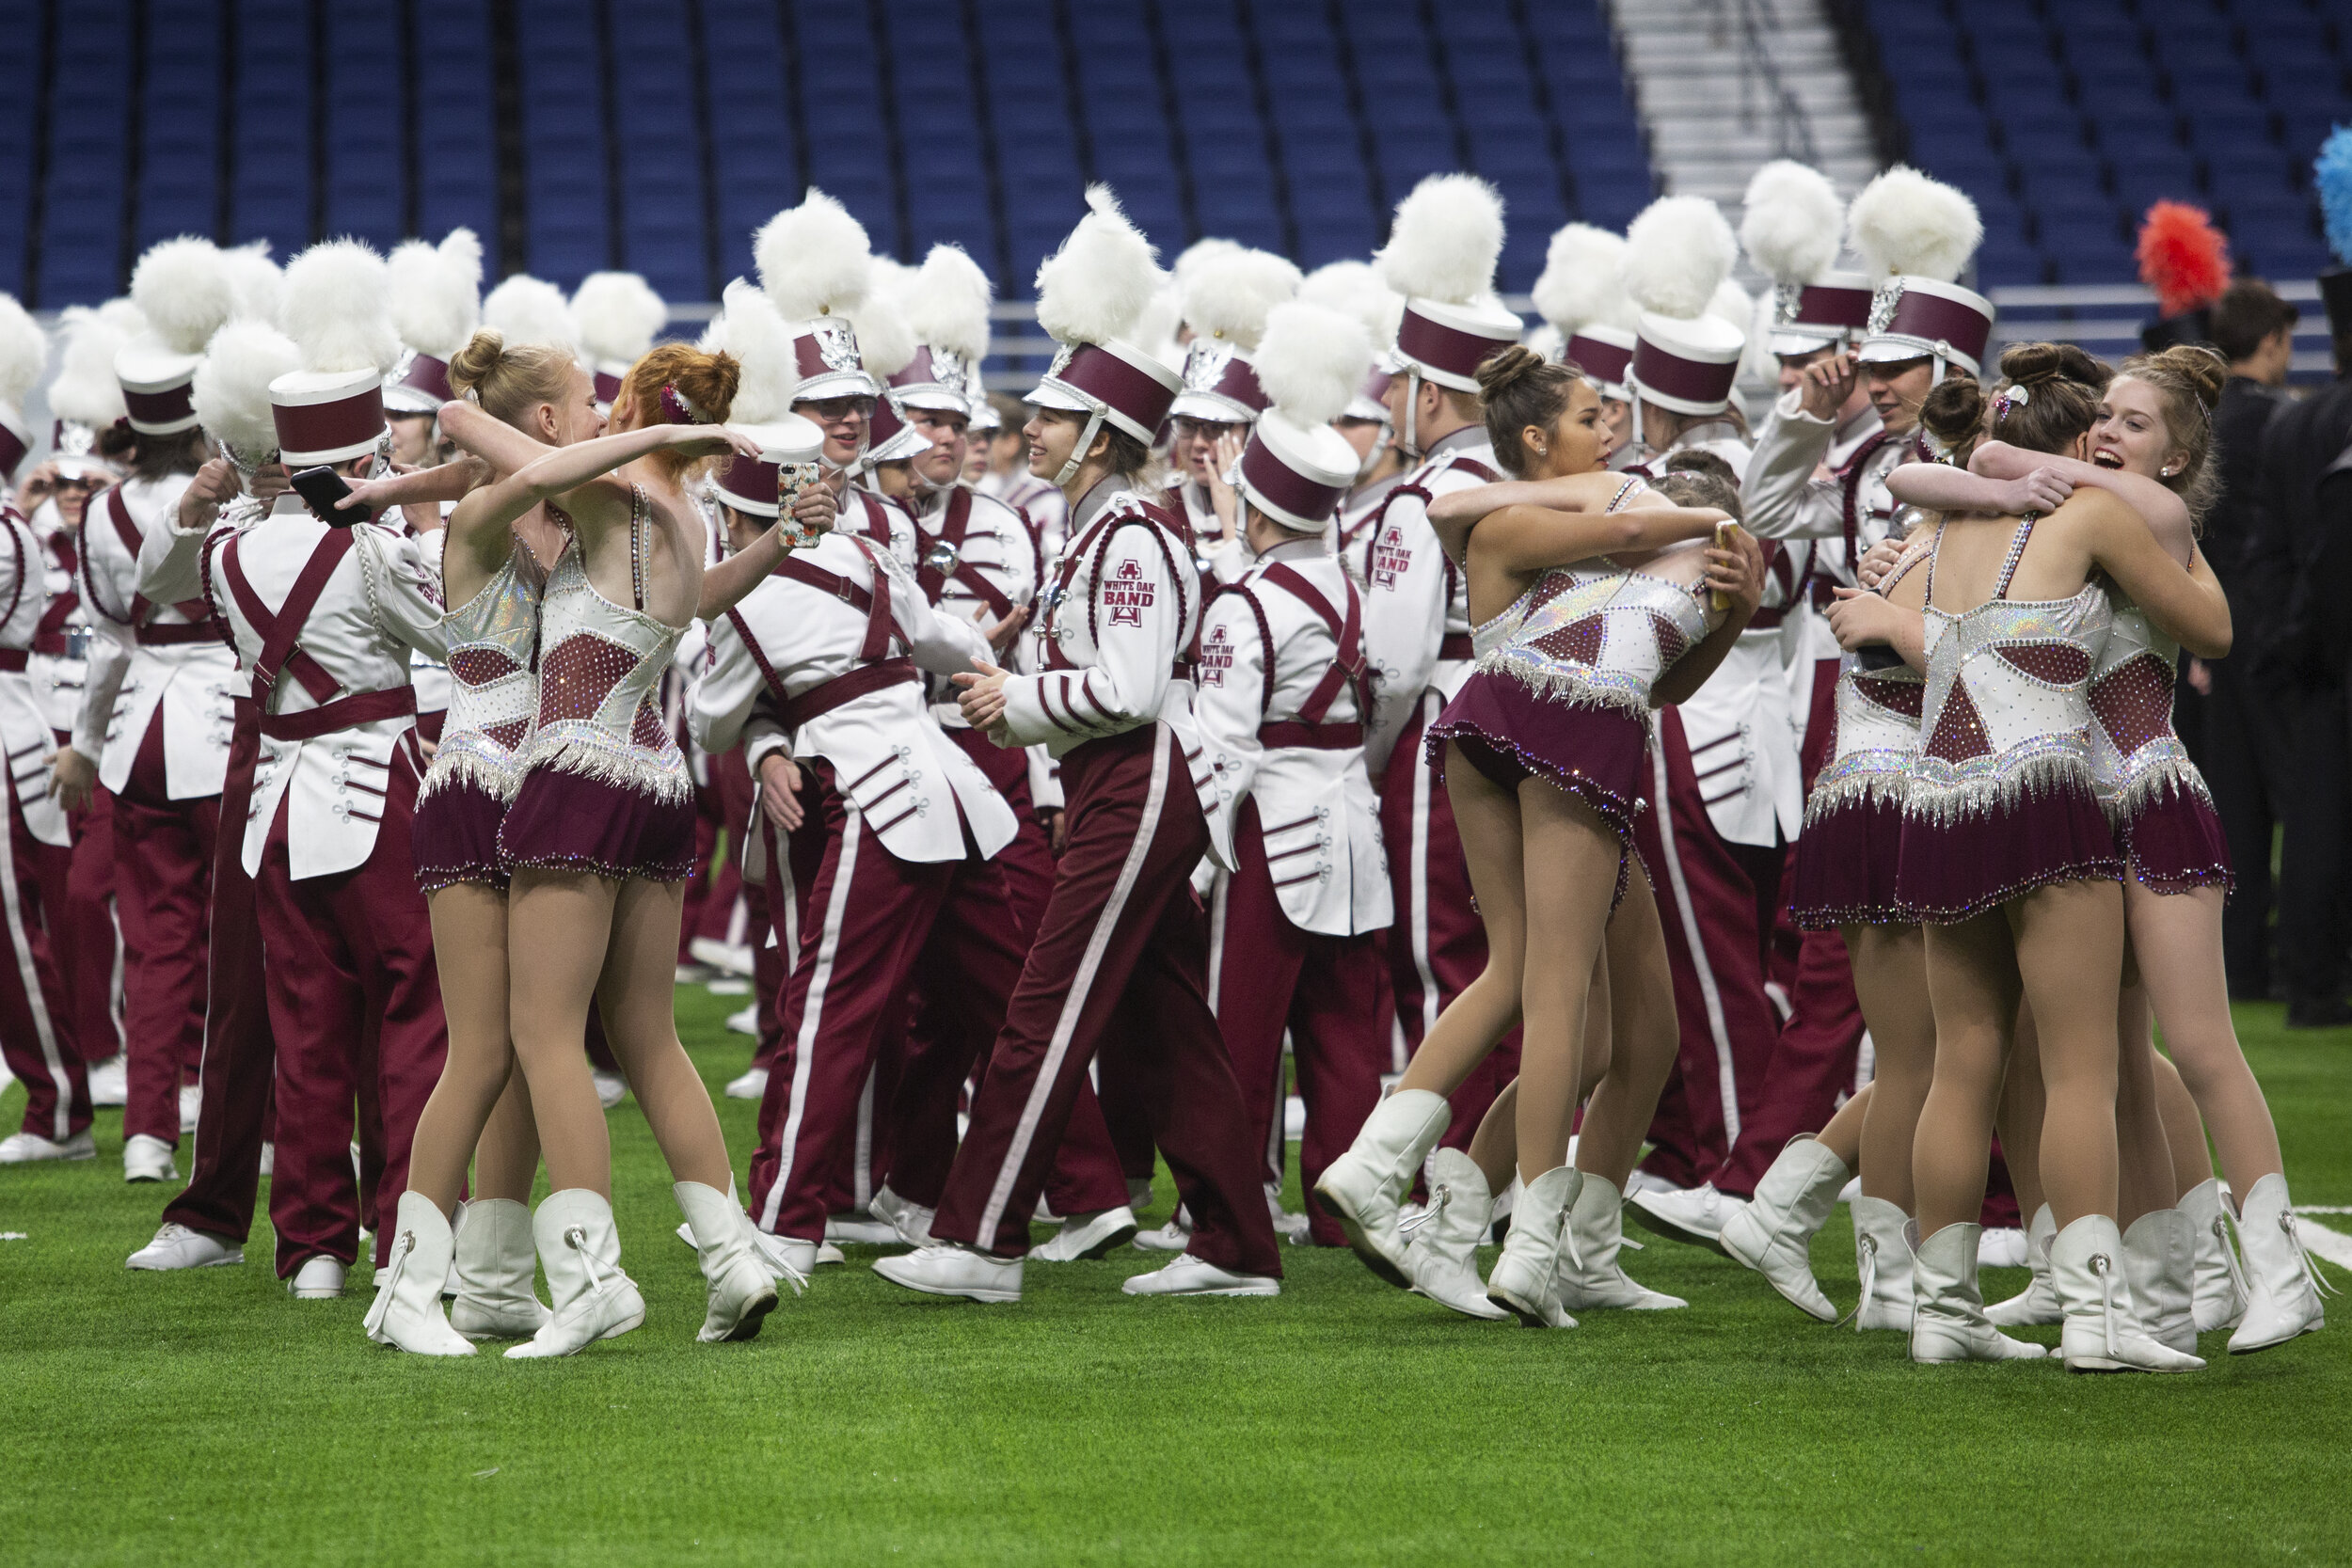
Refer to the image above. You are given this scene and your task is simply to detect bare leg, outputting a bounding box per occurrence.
[2114,979,2175,1227]
[1915,911,2022,1236]
[2127,882,2280,1194]
[408,884,522,1215]
[1848,923,1932,1213]
[596,876,732,1192]
[1812,1080,1872,1170]
[505,868,622,1198]
[1396,750,1525,1099]
[2009,879,2127,1229]
[1513,781,1622,1180]
[1577,863,1681,1190]
[1996,1001,2047,1222]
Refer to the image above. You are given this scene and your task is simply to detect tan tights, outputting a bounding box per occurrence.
[1847,923,1933,1213]
[2125,881,2280,1194]
[406,883,540,1216]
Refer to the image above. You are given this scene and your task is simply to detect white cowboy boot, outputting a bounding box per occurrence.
[362,1191,475,1356]
[505,1190,646,1359]
[1848,1196,1915,1331]
[1484,1166,1582,1328]
[1908,1221,2047,1363]
[1314,1088,1450,1289]
[1403,1148,1507,1321]
[2178,1178,2246,1332]
[1717,1138,1848,1322]
[675,1181,781,1343]
[448,1198,550,1340]
[1559,1172,1685,1310]
[1985,1204,2063,1327]
[2050,1213,2203,1373]
[2121,1208,2198,1357]
[2228,1173,2330,1354]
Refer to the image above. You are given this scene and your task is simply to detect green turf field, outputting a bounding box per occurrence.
[2,990,2345,1566]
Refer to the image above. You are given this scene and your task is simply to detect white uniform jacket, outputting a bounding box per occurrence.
[1336,472,1405,591]
[26,498,91,739]
[978,467,1070,565]
[74,474,238,800]
[1193,540,1391,937]
[693,530,1014,876]
[0,507,69,846]
[998,483,1216,805]
[1740,394,1911,663]
[1166,478,1250,585]
[1359,427,1501,773]
[845,483,918,569]
[144,497,446,879]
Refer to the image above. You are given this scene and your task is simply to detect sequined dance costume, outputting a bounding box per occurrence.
[412,537,541,891]
[1789,543,1930,929]
[1426,482,1711,902]
[1896,515,2122,922]
[2090,597,2231,895]
[498,486,696,881]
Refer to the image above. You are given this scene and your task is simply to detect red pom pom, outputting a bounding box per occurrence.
[2136,200,2232,318]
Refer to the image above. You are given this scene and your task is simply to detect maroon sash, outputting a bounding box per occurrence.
[915,488,1016,622]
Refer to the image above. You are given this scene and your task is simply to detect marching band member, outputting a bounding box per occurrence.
[1295,261,1406,597]
[1166,246,1300,582]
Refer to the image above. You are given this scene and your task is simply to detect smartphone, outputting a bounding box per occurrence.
[1709,519,1742,612]
[290,466,374,527]
[774,461,829,547]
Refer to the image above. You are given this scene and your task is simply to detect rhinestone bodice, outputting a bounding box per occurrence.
[420,538,540,803]
[2088,594,2206,815]
[1910,582,2110,824]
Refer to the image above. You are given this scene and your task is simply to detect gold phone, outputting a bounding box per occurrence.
[1710,519,1743,612]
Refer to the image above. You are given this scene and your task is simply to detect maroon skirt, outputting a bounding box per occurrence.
[1789,790,1909,929]
[412,775,510,893]
[2117,782,2233,896]
[1895,772,2124,924]
[497,766,699,883]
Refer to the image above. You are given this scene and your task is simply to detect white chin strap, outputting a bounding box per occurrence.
[1629,394,1646,456]
[1399,369,1423,462]
[1057,406,1107,489]
[1931,355,1948,388]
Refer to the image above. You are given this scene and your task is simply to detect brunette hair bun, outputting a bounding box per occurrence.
[1917,372,1985,453]
[2138,342,2227,414]
[1474,343,1549,403]
[1997,340,2109,389]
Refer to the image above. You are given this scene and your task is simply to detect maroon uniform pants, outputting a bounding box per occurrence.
[0,755,84,1141]
[253,745,447,1275]
[1381,689,1519,1148]
[1209,799,1384,1245]
[931,723,1281,1274]
[110,713,216,1147]
[44,775,121,1064]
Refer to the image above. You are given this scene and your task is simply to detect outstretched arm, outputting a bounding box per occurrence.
[1886,459,2074,518]
[695,483,839,619]
[1473,497,1727,576]
[334,456,492,517]
[1968,439,2193,564]
[448,423,758,542]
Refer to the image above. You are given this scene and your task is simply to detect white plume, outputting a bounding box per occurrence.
[0,294,46,409]
[482,275,583,356]
[906,245,993,360]
[278,239,397,373]
[701,278,797,425]
[1707,277,1772,382]
[572,272,670,368]
[755,188,873,321]
[1847,166,1982,283]
[1375,174,1504,306]
[129,237,234,355]
[1256,302,1373,429]
[97,298,146,338]
[1530,223,1631,335]
[1134,282,1185,370]
[1740,161,1844,288]
[1172,237,1246,293]
[1035,185,1165,348]
[221,242,281,322]
[388,233,481,358]
[1180,247,1300,352]
[1298,260,1404,351]
[848,287,917,379]
[1623,196,1738,321]
[50,308,132,427]
[193,320,299,456]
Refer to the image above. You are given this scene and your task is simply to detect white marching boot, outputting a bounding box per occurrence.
[2051,1213,2204,1373]
[1908,1222,2047,1363]
[505,1190,646,1358]
[1402,1148,1507,1320]
[1558,1172,1686,1310]
[361,1192,475,1356]
[2228,1173,2330,1354]
[448,1198,551,1340]
[675,1181,780,1343]
[2121,1209,2199,1357]
[1484,1166,1582,1328]
[1314,1088,1450,1290]
[2179,1179,2246,1332]
[1848,1196,1915,1331]
[1717,1138,1848,1322]
[1985,1204,2063,1327]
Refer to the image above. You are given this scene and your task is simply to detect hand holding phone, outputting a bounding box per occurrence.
[1710,519,1743,612]
[289,466,376,527]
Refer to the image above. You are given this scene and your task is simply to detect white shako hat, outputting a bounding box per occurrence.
[1236,301,1377,533]
[384,229,483,414]
[1376,174,1522,397]
[1026,186,1184,483]
[1848,166,1991,383]
[48,304,136,480]
[1531,222,1638,401]
[1297,260,1405,423]
[888,244,993,417]
[849,277,927,470]
[575,271,669,409]
[193,319,299,474]
[757,188,885,405]
[0,293,46,480]
[269,240,398,467]
[1739,161,1873,356]
[114,237,235,436]
[1623,196,1746,418]
[1170,246,1301,426]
